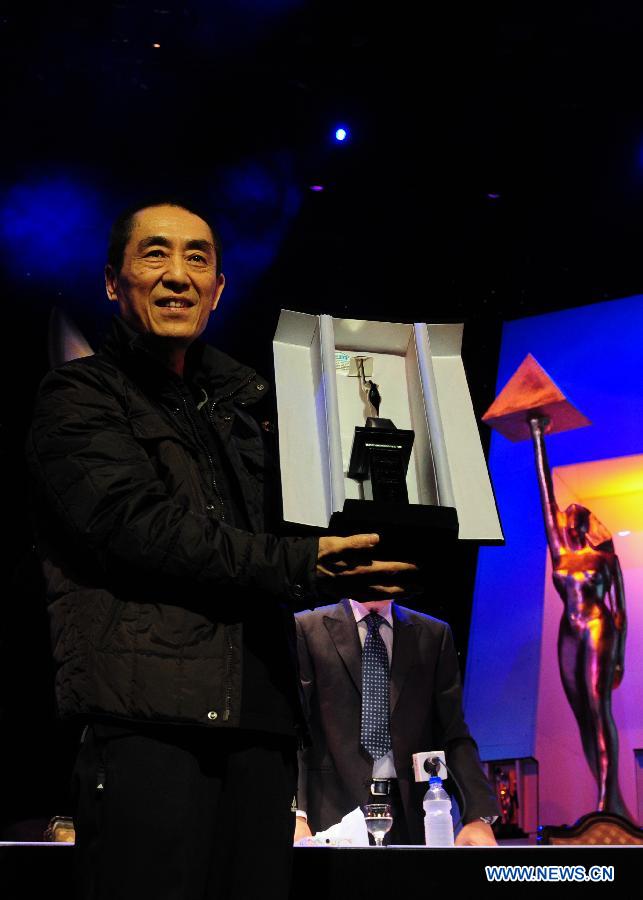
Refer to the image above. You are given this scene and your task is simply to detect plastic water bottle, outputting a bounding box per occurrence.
[423,775,454,847]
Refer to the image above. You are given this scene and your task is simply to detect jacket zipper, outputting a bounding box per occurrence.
[180,391,233,722]
[176,372,257,517]
[179,373,256,723]
[208,372,256,417]
[222,629,233,721]
[214,373,257,724]
[177,390,226,520]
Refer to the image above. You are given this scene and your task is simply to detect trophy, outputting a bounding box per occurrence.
[273,311,504,556]
[345,356,414,503]
[328,350,457,560]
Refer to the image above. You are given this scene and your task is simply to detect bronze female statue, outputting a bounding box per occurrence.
[529,416,630,818]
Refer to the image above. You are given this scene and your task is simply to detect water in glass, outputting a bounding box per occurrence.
[362,803,393,847]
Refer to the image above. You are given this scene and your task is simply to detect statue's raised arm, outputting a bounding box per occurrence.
[528,416,563,560]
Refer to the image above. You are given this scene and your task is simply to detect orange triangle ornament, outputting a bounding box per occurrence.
[482,354,591,442]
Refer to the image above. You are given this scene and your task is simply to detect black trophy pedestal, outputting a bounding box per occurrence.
[347,419,415,503]
[281,415,458,564]
[332,415,459,561]
[328,499,458,563]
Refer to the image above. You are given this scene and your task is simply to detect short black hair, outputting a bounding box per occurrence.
[107,199,223,274]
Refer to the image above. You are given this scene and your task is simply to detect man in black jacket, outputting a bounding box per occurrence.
[26,201,416,900]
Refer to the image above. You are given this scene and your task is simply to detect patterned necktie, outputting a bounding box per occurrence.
[360,612,392,760]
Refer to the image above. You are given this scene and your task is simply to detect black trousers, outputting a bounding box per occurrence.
[72,723,298,900]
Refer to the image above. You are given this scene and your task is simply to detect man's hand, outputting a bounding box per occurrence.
[317,534,420,600]
[294,816,313,844]
[455,820,497,846]
[317,534,380,577]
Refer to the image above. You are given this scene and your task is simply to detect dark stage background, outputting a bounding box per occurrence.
[2,0,643,837]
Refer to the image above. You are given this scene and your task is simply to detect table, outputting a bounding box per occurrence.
[0,841,639,897]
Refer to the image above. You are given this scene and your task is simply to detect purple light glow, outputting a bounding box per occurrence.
[309,185,325,192]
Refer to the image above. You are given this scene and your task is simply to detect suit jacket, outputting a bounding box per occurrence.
[295,599,498,843]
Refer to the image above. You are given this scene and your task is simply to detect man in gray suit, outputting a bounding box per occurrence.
[294,596,499,845]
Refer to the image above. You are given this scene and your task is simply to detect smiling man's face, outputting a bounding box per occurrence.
[105,204,225,346]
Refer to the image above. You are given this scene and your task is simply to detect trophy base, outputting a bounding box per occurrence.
[328,499,458,562]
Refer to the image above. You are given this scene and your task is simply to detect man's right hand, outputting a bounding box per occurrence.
[317,534,380,577]
[294,816,313,844]
[317,534,420,600]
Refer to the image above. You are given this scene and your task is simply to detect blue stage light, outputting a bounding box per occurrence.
[335,127,348,142]
[0,176,106,282]
[201,154,302,315]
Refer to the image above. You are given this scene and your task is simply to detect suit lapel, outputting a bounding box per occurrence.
[323,600,419,711]
[323,598,362,695]
[390,604,418,714]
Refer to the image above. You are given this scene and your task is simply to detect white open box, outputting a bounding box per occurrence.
[273,310,503,542]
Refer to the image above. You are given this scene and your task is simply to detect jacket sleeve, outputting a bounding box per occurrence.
[26,362,318,603]
[433,623,499,823]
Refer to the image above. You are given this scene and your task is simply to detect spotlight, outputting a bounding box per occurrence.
[334,127,348,142]
[153,42,161,48]
[618,530,631,537]
[309,185,324,192]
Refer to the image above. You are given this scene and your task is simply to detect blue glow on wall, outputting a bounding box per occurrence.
[464,295,643,760]
[0,159,301,331]
[0,177,107,283]
[206,154,302,317]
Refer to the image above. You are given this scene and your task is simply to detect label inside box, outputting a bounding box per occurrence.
[334,350,351,373]
[335,351,375,377]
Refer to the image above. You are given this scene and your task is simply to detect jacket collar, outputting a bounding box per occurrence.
[100,315,269,406]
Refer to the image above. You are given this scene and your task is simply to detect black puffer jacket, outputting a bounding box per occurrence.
[26,316,318,733]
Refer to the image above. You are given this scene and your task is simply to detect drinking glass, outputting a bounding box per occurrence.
[362,803,393,847]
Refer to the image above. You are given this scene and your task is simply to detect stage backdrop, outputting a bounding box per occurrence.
[464,294,643,826]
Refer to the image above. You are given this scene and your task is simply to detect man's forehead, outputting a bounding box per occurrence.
[130,205,214,245]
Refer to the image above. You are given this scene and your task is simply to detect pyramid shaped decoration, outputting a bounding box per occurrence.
[482,353,591,442]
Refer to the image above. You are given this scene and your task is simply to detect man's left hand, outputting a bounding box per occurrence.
[455,821,497,846]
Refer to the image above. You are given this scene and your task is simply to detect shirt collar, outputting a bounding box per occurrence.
[348,598,393,628]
